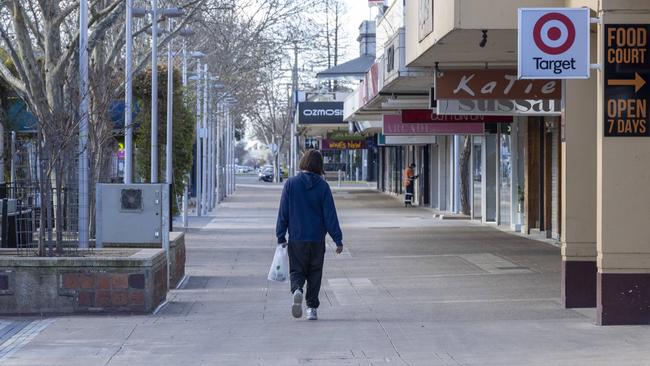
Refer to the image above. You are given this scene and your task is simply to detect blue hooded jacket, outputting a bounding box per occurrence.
[276,172,343,246]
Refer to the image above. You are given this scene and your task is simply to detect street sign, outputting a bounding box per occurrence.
[604,25,649,137]
[518,8,590,79]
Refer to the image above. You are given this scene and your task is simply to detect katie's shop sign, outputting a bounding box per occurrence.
[435,69,561,100]
[298,102,345,124]
[518,8,590,79]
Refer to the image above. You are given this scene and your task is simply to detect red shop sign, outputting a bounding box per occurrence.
[401,109,513,123]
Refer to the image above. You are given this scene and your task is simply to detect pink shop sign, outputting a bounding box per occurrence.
[383,115,484,135]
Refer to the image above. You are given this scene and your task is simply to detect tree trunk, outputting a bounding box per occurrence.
[460,136,472,216]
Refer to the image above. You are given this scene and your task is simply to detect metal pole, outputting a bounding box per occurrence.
[0,123,4,184]
[10,132,15,184]
[224,103,229,196]
[124,0,134,184]
[227,105,233,194]
[202,65,208,214]
[165,17,174,184]
[182,40,188,88]
[78,0,90,248]
[181,40,188,229]
[215,101,221,203]
[150,0,159,183]
[291,42,299,177]
[207,87,214,210]
[232,109,236,192]
[195,62,202,216]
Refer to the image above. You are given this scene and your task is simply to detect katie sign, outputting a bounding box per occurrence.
[518,8,590,79]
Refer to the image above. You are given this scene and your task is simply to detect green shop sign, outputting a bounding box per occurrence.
[327,130,366,141]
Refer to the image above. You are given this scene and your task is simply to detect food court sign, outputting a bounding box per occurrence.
[518,8,590,79]
[604,25,649,136]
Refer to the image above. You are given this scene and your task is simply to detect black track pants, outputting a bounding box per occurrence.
[288,241,326,309]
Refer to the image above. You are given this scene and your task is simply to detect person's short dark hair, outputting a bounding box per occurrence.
[409,163,416,168]
[299,150,324,175]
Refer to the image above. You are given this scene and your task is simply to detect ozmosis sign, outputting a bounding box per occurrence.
[298,102,345,125]
[518,8,590,79]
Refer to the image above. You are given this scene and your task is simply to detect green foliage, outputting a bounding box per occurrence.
[133,65,195,214]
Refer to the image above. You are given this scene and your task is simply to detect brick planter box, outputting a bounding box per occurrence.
[0,248,167,314]
[102,232,186,289]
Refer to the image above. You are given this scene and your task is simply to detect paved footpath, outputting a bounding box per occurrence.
[2,180,650,365]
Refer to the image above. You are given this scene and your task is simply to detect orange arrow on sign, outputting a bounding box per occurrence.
[607,72,646,93]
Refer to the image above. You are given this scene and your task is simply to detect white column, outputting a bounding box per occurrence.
[78,0,90,248]
[453,135,461,213]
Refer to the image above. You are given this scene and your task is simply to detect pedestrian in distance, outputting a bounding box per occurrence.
[403,163,419,207]
[276,150,344,320]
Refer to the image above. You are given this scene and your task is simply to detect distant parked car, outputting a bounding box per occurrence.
[258,167,282,183]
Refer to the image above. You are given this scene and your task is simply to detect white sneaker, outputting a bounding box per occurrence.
[292,290,303,318]
[306,307,318,320]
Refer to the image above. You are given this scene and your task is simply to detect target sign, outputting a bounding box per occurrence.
[518,8,590,79]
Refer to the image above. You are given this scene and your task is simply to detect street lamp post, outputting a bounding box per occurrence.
[195,62,202,216]
[124,0,134,184]
[150,0,159,183]
[164,16,174,185]
[201,65,209,215]
[79,0,89,248]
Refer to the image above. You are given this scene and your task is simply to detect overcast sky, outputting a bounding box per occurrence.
[340,0,375,61]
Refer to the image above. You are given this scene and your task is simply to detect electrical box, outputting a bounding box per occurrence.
[95,184,169,246]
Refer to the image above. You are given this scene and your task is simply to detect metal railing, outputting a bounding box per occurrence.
[0,183,84,256]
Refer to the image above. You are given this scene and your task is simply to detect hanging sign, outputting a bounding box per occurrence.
[401,109,512,123]
[298,102,345,124]
[435,69,561,100]
[321,139,367,150]
[437,99,561,116]
[518,8,590,79]
[604,25,649,137]
[383,115,484,135]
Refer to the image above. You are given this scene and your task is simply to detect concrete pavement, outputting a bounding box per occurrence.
[2,178,650,365]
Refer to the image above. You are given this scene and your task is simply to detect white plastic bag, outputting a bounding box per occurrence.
[267,245,289,282]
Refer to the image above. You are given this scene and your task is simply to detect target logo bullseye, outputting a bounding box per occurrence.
[533,13,576,55]
[518,8,590,79]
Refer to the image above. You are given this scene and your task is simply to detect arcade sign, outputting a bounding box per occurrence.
[518,8,590,79]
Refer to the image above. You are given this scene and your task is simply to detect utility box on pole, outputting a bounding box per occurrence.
[95,184,169,246]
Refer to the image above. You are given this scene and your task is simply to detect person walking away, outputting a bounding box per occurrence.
[276,150,344,320]
[403,163,419,207]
